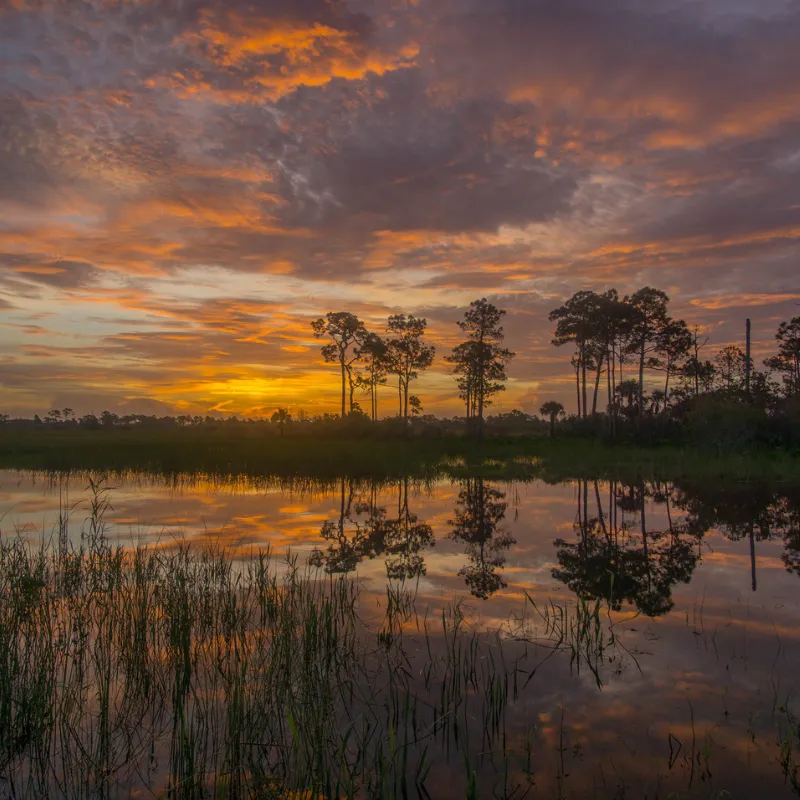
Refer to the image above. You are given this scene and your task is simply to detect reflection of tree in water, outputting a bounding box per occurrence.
[672,481,790,591]
[448,478,515,600]
[309,478,433,579]
[553,480,701,616]
[775,486,800,578]
[384,478,434,580]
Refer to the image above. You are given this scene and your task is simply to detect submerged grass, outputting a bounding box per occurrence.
[513,588,640,690]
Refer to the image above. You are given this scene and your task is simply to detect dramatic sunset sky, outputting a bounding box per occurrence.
[1,0,799,418]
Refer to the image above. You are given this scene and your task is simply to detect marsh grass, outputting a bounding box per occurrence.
[511,590,638,690]
[1,480,798,798]
[0,522,546,799]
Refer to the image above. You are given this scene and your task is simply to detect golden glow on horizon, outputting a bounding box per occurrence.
[1,0,799,416]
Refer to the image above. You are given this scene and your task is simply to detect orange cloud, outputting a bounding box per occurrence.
[690,293,800,310]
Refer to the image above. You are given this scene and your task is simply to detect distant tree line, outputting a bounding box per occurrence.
[2,292,799,449]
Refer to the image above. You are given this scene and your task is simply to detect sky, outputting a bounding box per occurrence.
[1,0,800,418]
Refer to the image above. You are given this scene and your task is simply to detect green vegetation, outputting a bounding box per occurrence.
[548,289,800,437]
[2,425,800,481]
[0,522,639,798]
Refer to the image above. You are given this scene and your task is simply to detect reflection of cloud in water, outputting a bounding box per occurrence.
[2,469,800,794]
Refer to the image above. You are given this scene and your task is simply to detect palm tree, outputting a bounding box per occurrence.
[539,401,565,438]
[270,408,292,436]
[649,389,666,415]
[616,379,640,418]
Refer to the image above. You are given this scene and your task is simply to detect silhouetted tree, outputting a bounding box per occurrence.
[448,299,514,439]
[539,400,565,437]
[652,317,692,408]
[680,356,716,397]
[764,316,800,397]
[358,333,390,422]
[311,312,367,417]
[714,345,751,392]
[648,389,666,415]
[615,379,640,418]
[549,291,603,418]
[270,408,291,436]
[626,287,670,413]
[386,315,435,424]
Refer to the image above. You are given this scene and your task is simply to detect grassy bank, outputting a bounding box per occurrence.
[1,426,800,481]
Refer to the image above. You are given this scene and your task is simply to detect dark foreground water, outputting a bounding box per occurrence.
[1,469,799,799]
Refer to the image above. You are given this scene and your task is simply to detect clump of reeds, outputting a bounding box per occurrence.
[0,509,541,799]
[509,586,640,690]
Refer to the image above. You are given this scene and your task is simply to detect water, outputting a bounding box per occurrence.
[1,469,799,798]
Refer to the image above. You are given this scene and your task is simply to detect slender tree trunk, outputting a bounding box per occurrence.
[664,360,671,410]
[610,344,617,438]
[639,336,645,416]
[580,339,587,420]
[477,339,485,440]
[340,360,346,418]
[592,352,603,415]
[575,361,582,418]
[403,367,409,424]
[477,376,484,440]
[583,480,589,536]
[594,480,608,537]
[640,483,648,560]
[606,345,612,434]
[793,354,799,394]
[339,478,346,538]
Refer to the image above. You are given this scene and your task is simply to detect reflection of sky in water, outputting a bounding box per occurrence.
[1,470,800,796]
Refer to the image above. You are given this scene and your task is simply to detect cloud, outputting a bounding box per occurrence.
[1,0,799,414]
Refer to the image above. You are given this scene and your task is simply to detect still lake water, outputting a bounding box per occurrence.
[2,469,800,798]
